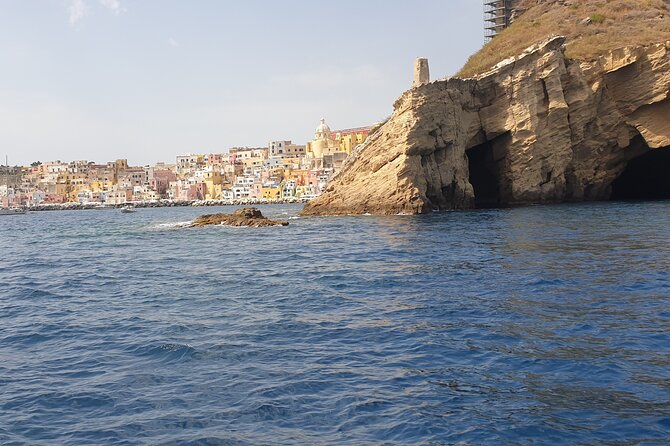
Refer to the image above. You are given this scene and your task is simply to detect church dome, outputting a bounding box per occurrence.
[315,118,331,139]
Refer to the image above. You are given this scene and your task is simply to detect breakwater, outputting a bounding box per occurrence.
[24,197,311,212]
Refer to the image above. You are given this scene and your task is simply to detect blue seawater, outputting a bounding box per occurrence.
[1,202,670,445]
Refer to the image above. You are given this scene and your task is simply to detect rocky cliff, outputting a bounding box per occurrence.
[302,35,670,215]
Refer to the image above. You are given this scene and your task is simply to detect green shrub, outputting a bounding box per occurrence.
[590,13,606,24]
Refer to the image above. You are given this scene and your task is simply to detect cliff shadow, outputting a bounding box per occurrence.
[610,139,670,201]
[466,132,512,208]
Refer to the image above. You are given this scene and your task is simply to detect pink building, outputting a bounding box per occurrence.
[307,170,320,188]
[207,154,224,165]
[183,183,206,201]
[44,194,67,204]
[124,188,134,202]
[250,182,263,199]
[150,170,177,196]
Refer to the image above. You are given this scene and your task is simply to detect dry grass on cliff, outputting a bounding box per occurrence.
[458,0,670,78]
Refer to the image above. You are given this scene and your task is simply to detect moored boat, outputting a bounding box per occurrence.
[0,207,26,216]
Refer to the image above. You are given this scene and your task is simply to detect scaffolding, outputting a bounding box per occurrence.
[484,0,516,41]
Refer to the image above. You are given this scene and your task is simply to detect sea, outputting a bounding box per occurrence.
[1,201,669,445]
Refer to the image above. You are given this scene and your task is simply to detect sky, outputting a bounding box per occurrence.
[0,0,485,166]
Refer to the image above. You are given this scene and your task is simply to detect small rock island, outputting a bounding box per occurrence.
[190,208,289,228]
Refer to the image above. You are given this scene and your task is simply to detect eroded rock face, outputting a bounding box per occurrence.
[191,208,289,227]
[302,37,670,216]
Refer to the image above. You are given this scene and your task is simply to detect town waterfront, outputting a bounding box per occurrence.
[2,202,670,444]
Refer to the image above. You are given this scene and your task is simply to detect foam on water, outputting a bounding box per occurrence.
[154,220,193,229]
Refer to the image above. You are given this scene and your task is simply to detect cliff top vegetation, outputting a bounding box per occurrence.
[458,0,670,78]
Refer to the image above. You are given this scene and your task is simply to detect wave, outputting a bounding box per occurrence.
[154,221,193,229]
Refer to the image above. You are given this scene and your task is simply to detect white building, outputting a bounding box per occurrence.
[283,179,297,197]
[221,188,234,200]
[232,186,249,199]
[106,190,127,205]
[231,148,267,160]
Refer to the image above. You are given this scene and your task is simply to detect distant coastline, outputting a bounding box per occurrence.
[23,197,311,212]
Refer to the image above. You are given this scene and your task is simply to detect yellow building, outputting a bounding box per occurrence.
[242,157,265,170]
[203,170,223,199]
[306,119,373,164]
[336,129,370,154]
[56,172,88,202]
[89,180,114,192]
[281,167,299,181]
[280,157,303,168]
[262,187,282,199]
[210,184,223,200]
[306,118,339,159]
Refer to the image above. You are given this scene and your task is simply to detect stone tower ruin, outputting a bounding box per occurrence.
[413,58,430,88]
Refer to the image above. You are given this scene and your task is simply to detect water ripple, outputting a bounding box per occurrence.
[1,202,670,444]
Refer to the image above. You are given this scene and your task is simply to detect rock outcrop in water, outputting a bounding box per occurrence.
[302,30,670,216]
[191,208,288,227]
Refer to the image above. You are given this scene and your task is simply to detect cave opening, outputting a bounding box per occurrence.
[610,145,670,201]
[466,135,508,208]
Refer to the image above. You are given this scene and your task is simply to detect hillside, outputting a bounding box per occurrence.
[458,0,670,77]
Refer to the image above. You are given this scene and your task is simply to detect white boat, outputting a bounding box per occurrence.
[120,205,136,214]
[1,156,26,216]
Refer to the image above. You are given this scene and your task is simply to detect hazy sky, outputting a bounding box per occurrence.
[1,0,485,166]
